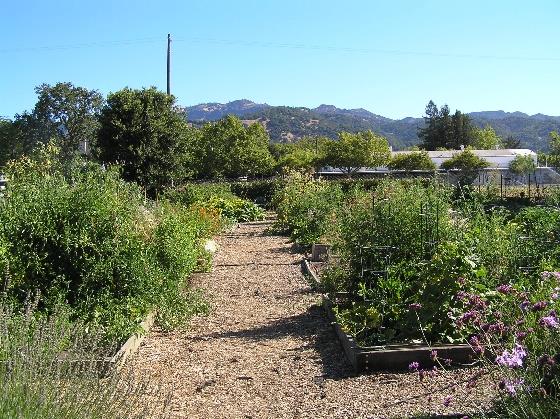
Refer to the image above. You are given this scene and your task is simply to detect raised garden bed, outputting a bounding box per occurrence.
[302,259,476,373]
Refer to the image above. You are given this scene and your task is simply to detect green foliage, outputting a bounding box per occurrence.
[203,197,265,222]
[274,172,343,246]
[0,144,217,343]
[197,116,274,179]
[387,151,436,171]
[323,131,390,176]
[97,87,195,194]
[313,178,560,347]
[163,183,266,222]
[509,154,537,176]
[440,150,489,185]
[419,101,476,150]
[471,124,503,149]
[230,179,283,208]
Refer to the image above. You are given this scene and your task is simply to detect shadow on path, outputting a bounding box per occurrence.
[190,304,357,380]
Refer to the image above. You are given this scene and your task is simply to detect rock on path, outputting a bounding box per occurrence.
[127,221,496,418]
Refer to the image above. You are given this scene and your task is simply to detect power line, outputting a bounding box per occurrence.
[173,36,560,62]
[0,36,164,54]
[1,34,559,62]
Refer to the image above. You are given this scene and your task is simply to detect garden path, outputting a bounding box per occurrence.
[128,220,495,418]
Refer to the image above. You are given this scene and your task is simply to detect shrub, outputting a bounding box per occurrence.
[0,144,217,343]
[274,172,343,246]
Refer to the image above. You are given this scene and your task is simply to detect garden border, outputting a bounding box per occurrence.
[102,311,156,374]
[301,258,476,373]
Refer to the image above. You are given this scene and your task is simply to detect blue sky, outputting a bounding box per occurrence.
[1,1,559,119]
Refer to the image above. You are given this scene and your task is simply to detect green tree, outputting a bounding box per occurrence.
[472,125,503,149]
[272,136,331,173]
[97,87,195,193]
[509,154,536,177]
[440,150,489,185]
[323,131,390,177]
[0,119,24,167]
[419,101,475,150]
[388,151,436,171]
[2,83,103,162]
[22,83,103,156]
[198,116,274,179]
[548,131,560,167]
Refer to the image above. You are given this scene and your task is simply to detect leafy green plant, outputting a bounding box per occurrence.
[0,144,218,344]
[274,171,343,246]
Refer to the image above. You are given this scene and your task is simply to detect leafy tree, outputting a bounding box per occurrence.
[19,83,103,157]
[1,83,103,162]
[323,131,390,177]
[503,135,521,149]
[272,136,331,173]
[419,101,475,150]
[548,131,560,167]
[0,119,24,167]
[472,125,503,149]
[197,116,274,179]
[97,87,195,193]
[509,154,536,177]
[440,150,489,185]
[388,151,436,171]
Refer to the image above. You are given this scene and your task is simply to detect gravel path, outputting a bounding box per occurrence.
[128,220,497,418]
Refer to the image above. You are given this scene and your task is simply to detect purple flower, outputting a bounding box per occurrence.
[456,310,479,327]
[520,300,531,312]
[430,350,438,361]
[409,303,422,311]
[457,277,466,286]
[469,335,484,354]
[443,395,453,407]
[409,361,420,371]
[496,284,513,294]
[537,354,555,368]
[499,378,524,395]
[488,321,507,335]
[539,314,559,329]
[444,358,452,367]
[542,271,560,281]
[532,301,548,311]
[496,344,527,368]
[515,330,530,341]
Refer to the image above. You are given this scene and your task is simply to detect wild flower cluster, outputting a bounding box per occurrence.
[408,271,560,416]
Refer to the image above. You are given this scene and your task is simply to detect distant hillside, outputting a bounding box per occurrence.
[184,100,560,151]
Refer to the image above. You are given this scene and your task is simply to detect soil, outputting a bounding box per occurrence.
[127,220,498,418]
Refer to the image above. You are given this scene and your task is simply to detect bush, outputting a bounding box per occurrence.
[0,144,217,343]
[230,179,283,208]
[274,172,343,246]
[163,182,266,222]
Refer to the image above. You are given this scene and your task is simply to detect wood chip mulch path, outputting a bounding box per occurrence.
[127,220,497,418]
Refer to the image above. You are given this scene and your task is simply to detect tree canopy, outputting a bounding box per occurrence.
[387,151,436,171]
[96,87,194,193]
[509,154,536,176]
[197,115,274,179]
[323,131,390,176]
[471,125,503,150]
[418,101,476,150]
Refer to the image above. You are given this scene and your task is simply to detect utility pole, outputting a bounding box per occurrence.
[167,33,171,95]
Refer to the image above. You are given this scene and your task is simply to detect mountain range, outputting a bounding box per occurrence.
[184,99,560,151]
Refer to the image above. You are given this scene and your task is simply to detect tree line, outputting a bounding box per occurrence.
[0,82,393,191]
[2,83,560,191]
